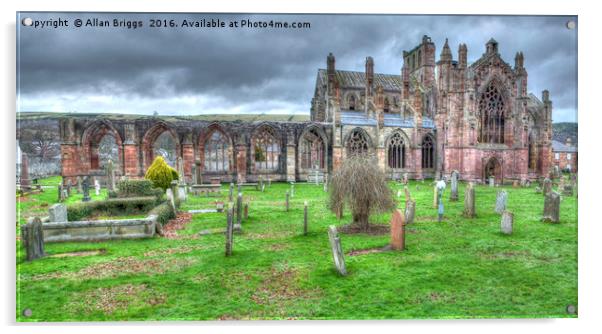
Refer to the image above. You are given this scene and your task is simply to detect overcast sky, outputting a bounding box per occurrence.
[17,13,577,122]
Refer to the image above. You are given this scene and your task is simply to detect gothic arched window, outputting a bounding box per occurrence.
[384,97,390,113]
[204,130,230,172]
[153,131,177,167]
[478,84,506,143]
[348,94,356,110]
[387,133,405,169]
[346,129,370,156]
[300,128,325,169]
[253,126,280,171]
[422,135,434,169]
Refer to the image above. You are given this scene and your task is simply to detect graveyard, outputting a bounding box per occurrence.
[15,171,578,321]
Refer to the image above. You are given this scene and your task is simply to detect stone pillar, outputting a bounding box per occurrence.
[236,144,247,184]
[182,144,194,183]
[286,144,296,182]
[122,122,140,177]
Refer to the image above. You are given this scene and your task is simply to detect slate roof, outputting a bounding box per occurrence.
[340,111,434,129]
[551,140,577,152]
[317,69,402,91]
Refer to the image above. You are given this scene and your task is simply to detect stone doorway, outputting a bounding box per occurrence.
[484,157,502,183]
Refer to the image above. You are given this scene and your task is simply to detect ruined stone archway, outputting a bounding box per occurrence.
[141,122,181,170]
[81,121,123,172]
[483,157,502,183]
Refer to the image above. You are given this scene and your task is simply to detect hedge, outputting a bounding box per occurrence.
[149,201,176,226]
[67,196,161,221]
[109,179,164,199]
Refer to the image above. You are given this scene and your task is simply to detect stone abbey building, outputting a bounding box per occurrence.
[58,36,553,184]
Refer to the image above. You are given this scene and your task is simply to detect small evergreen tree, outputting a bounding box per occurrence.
[144,156,179,191]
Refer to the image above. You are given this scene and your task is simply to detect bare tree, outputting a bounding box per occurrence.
[329,155,396,232]
[20,123,60,161]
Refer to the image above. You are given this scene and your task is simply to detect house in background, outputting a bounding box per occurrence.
[552,137,577,173]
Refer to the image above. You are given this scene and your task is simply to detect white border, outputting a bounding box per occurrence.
[2,1,599,333]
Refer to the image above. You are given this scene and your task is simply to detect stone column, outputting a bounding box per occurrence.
[182,133,194,183]
[236,144,247,184]
[286,144,296,182]
[122,123,140,177]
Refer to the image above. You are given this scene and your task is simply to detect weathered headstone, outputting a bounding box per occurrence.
[243,202,248,219]
[463,182,475,218]
[405,199,416,225]
[82,177,91,202]
[166,188,176,213]
[57,184,65,202]
[259,177,264,192]
[495,190,508,214]
[177,157,184,182]
[542,191,560,223]
[290,182,295,197]
[106,159,115,191]
[191,165,197,185]
[48,203,67,222]
[433,185,438,208]
[94,179,101,196]
[21,217,45,261]
[261,183,265,192]
[237,183,242,195]
[562,184,574,196]
[65,180,72,197]
[178,183,187,202]
[285,191,290,212]
[543,178,552,196]
[450,170,459,201]
[513,180,519,188]
[19,152,32,191]
[225,206,234,256]
[229,183,234,202]
[327,225,347,276]
[390,209,405,251]
[501,211,513,235]
[216,201,224,213]
[236,192,243,225]
[489,176,495,187]
[76,176,82,194]
[323,175,328,192]
[303,201,309,236]
[402,173,409,185]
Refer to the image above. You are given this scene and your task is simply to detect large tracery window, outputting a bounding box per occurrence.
[478,84,506,144]
[387,133,406,169]
[346,129,370,156]
[204,130,230,172]
[422,135,434,169]
[348,94,356,110]
[300,129,325,169]
[97,134,120,170]
[153,131,177,167]
[254,127,280,171]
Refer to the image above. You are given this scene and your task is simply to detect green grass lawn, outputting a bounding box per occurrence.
[16,178,578,321]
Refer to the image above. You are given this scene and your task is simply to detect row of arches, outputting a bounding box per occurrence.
[345,128,435,169]
[81,121,328,174]
[346,92,398,113]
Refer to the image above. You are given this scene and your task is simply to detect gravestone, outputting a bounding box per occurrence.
[259,177,264,192]
[405,199,416,225]
[261,183,265,192]
[433,185,438,208]
[225,206,234,256]
[390,209,405,251]
[216,202,224,213]
[65,180,72,197]
[166,188,176,213]
[236,193,243,225]
[94,179,101,196]
[489,176,495,187]
[106,159,115,191]
[402,173,409,185]
[513,180,519,188]
[21,217,45,261]
[178,183,187,202]
[535,186,542,193]
[404,186,411,203]
[82,177,91,202]
[327,225,347,276]
[501,211,513,235]
[562,184,574,196]
[243,202,248,219]
[495,190,508,214]
[177,157,184,182]
[57,184,65,202]
[463,182,475,218]
[170,180,178,202]
[323,175,328,192]
[19,152,32,191]
[290,182,295,197]
[48,203,67,222]
[303,201,309,236]
[450,170,459,201]
[543,178,552,196]
[542,191,560,223]
[237,183,242,194]
[228,182,234,201]
[285,191,290,212]
[191,165,197,185]
[76,176,82,194]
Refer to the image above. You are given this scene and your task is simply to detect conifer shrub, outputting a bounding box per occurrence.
[144,156,179,191]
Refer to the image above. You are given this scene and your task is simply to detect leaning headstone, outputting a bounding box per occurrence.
[48,203,67,222]
[405,199,416,225]
[82,177,91,202]
[495,190,508,214]
[285,191,290,212]
[19,152,32,191]
[94,179,101,196]
[327,225,347,276]
[236,193,243,225]
[450,171,459,201]
[501,211,513,235]
[21,217,45,261]
[390,209,406,251]
[542,191,560,223]
[225,205,234,256]
[303,201,309,236]
[463,182,475,218]
[543,178,552,196]
[106,159,115,191]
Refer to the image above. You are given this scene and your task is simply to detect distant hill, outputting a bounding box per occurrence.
[553,122,578,146]
[16,112,310,123]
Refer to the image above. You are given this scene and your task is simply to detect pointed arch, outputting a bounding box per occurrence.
[251,124,281,172]
[421,134,435,169]
[81,120,123,171]
[198,124,233,173]
[484,156,502,182]
[141,121,180,169]
[345,127,372,157]
[386,130,409,169]
[478,78,508,144]
[299,125,327,170]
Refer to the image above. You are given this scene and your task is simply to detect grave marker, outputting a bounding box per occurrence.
[450,170,459,201]
[21,217,45,261]
[48,203,67,222]
[225,205,234,256]
[495,190,508,214]
[390,209,405,251]
[463,182,475,218]
[327,225,347,276]
[285,191,290,212]
[303,201,309,236]
[501,211,513,234]
[82,177,91,202]
[542,191,560,223]
[236,192,243,225]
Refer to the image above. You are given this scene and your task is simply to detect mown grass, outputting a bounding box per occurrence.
[16,178,578,321]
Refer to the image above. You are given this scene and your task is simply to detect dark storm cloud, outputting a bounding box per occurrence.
[17,13,577,121]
